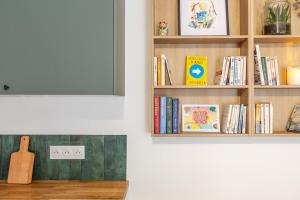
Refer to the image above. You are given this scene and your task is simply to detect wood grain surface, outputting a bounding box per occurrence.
[0,180,128,200]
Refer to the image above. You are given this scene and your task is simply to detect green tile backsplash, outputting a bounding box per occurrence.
[0,135,126,180]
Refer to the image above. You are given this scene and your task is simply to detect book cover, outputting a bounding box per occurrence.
[157,57,162,86]
[166,97,173,134]
[161,54,166,86]
[160,96,167,134]
[154,96,160,134]
[182,104,220,132]
[153,57,158,87]
[266,57,273,86]
[173,98,179,134]
[185,56,208,86]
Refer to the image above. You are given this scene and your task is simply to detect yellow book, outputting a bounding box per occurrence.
[157,57,161,86]
[185,56,208,86]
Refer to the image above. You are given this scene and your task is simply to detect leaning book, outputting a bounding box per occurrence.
[182,104,220,132]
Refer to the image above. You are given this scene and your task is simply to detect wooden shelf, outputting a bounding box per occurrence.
[155,85,249,89]
[254,85,300,89]
[152,133,250,137]
[254,132,300,137]
[154,35,249,44]
[254,35,300,43]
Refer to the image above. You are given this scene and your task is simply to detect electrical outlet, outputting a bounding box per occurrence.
[50,146,85,160]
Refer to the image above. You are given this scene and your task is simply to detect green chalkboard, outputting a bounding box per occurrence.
[0,0,115,95]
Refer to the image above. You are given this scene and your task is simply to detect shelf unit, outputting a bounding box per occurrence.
[151,0,300,137]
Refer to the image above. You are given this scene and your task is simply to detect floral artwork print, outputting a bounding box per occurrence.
[188,1,217,29]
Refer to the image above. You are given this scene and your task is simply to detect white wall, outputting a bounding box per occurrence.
[1,0,300,199]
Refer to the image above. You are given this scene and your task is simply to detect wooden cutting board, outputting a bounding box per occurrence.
[7,136,35,184]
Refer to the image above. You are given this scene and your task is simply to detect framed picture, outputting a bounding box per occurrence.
[179,0,229,35]
[182,104,220,132]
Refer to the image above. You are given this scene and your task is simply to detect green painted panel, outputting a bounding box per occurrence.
[0,0,114,95]
[0,135,126,180]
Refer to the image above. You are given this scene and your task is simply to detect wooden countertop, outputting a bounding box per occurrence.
[0,180,128,200]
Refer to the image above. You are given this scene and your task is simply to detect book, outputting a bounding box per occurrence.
[222,105,232,133]
[165,58,173,85]
[160,96,167,134]
[270,103,273,134]
[182,104,220,132]
[223,57,231,85]
[243,56,247,85]
[166,97,173,134]
[261,57,268,85]
[238,104,244,134]
[161,54,166,86]
[266,57,273,85]
[154,96,160,134]
[157,57,162,86]
[229,56,235,85]
[255,104,261,133]
[261,104,265,134]
[153,57,158,87]
[222,104,246,134]
[274,57,280,85]
[254,45,265,85]
[172,98,179,134]
[242,106,247,134]
[185,56,208,86]
[265,103,270,134]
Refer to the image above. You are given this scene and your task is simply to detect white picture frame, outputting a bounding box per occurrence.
[179,0,229,36]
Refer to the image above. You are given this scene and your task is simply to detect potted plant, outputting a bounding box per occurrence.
[264,0,291,35]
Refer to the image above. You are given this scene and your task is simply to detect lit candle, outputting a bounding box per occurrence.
[287,67,300,85]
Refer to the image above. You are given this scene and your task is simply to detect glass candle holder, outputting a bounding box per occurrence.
[264,0,291,35]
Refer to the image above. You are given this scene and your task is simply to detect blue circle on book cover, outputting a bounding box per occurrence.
[189,64,204,78]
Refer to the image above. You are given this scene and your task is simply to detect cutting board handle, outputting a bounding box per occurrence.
[19,136,30,152]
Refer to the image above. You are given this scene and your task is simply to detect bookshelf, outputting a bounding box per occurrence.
[151,0,300,137]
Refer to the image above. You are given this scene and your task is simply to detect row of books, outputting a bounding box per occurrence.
[215,56,247,86]
[222,104,247,134]
[154,96,179,134]
[254,45,280,86]
[153,55,173,87]
[255,103,274,134]
[286,105,300,132]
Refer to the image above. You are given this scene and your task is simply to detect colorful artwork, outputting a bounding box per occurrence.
[188,1,217,29]
[182,104,220,132]
[180,0,228,35]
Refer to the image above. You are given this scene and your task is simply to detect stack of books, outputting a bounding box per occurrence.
[222,104,247,134]
[286,105,300,132]
[254,45,280,86]
[154,96,179,134]
[255,103,274,134]
[153,54,173,87]
[215,56,247,86]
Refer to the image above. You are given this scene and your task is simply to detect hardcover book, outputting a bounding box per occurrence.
[166,97,173,134]
[173,99,179,134]
[154,96,160,134]
[182,104,220,132]
[185,56,208,86]
[160,96,167,134]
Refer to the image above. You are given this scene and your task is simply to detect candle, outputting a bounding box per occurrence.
[287,67,300,85]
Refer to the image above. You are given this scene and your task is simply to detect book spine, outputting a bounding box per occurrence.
[222,105,230,133]
[172,99,179,134]
[255,104,261,134]
[224,57,230,85]
[161,55,166,86]
[154,96,160,134]
[274,56,280,85]
[220,57,227,85]
[157,57,162,86]
[270,102,273,134]
[261,57,268,85]
[265,103,270,134]
[261,104,265,134]
[242,106,247,134]
[166,97,173,134]
[235,57,240,85]
[270,57,276,86]
[153,57,158,87]
[238,104,244,134]
[229,56,235,85]
[266,57,273,86]
[234,105,240,133]
[160,96,167,134]
[243,56,247,85]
